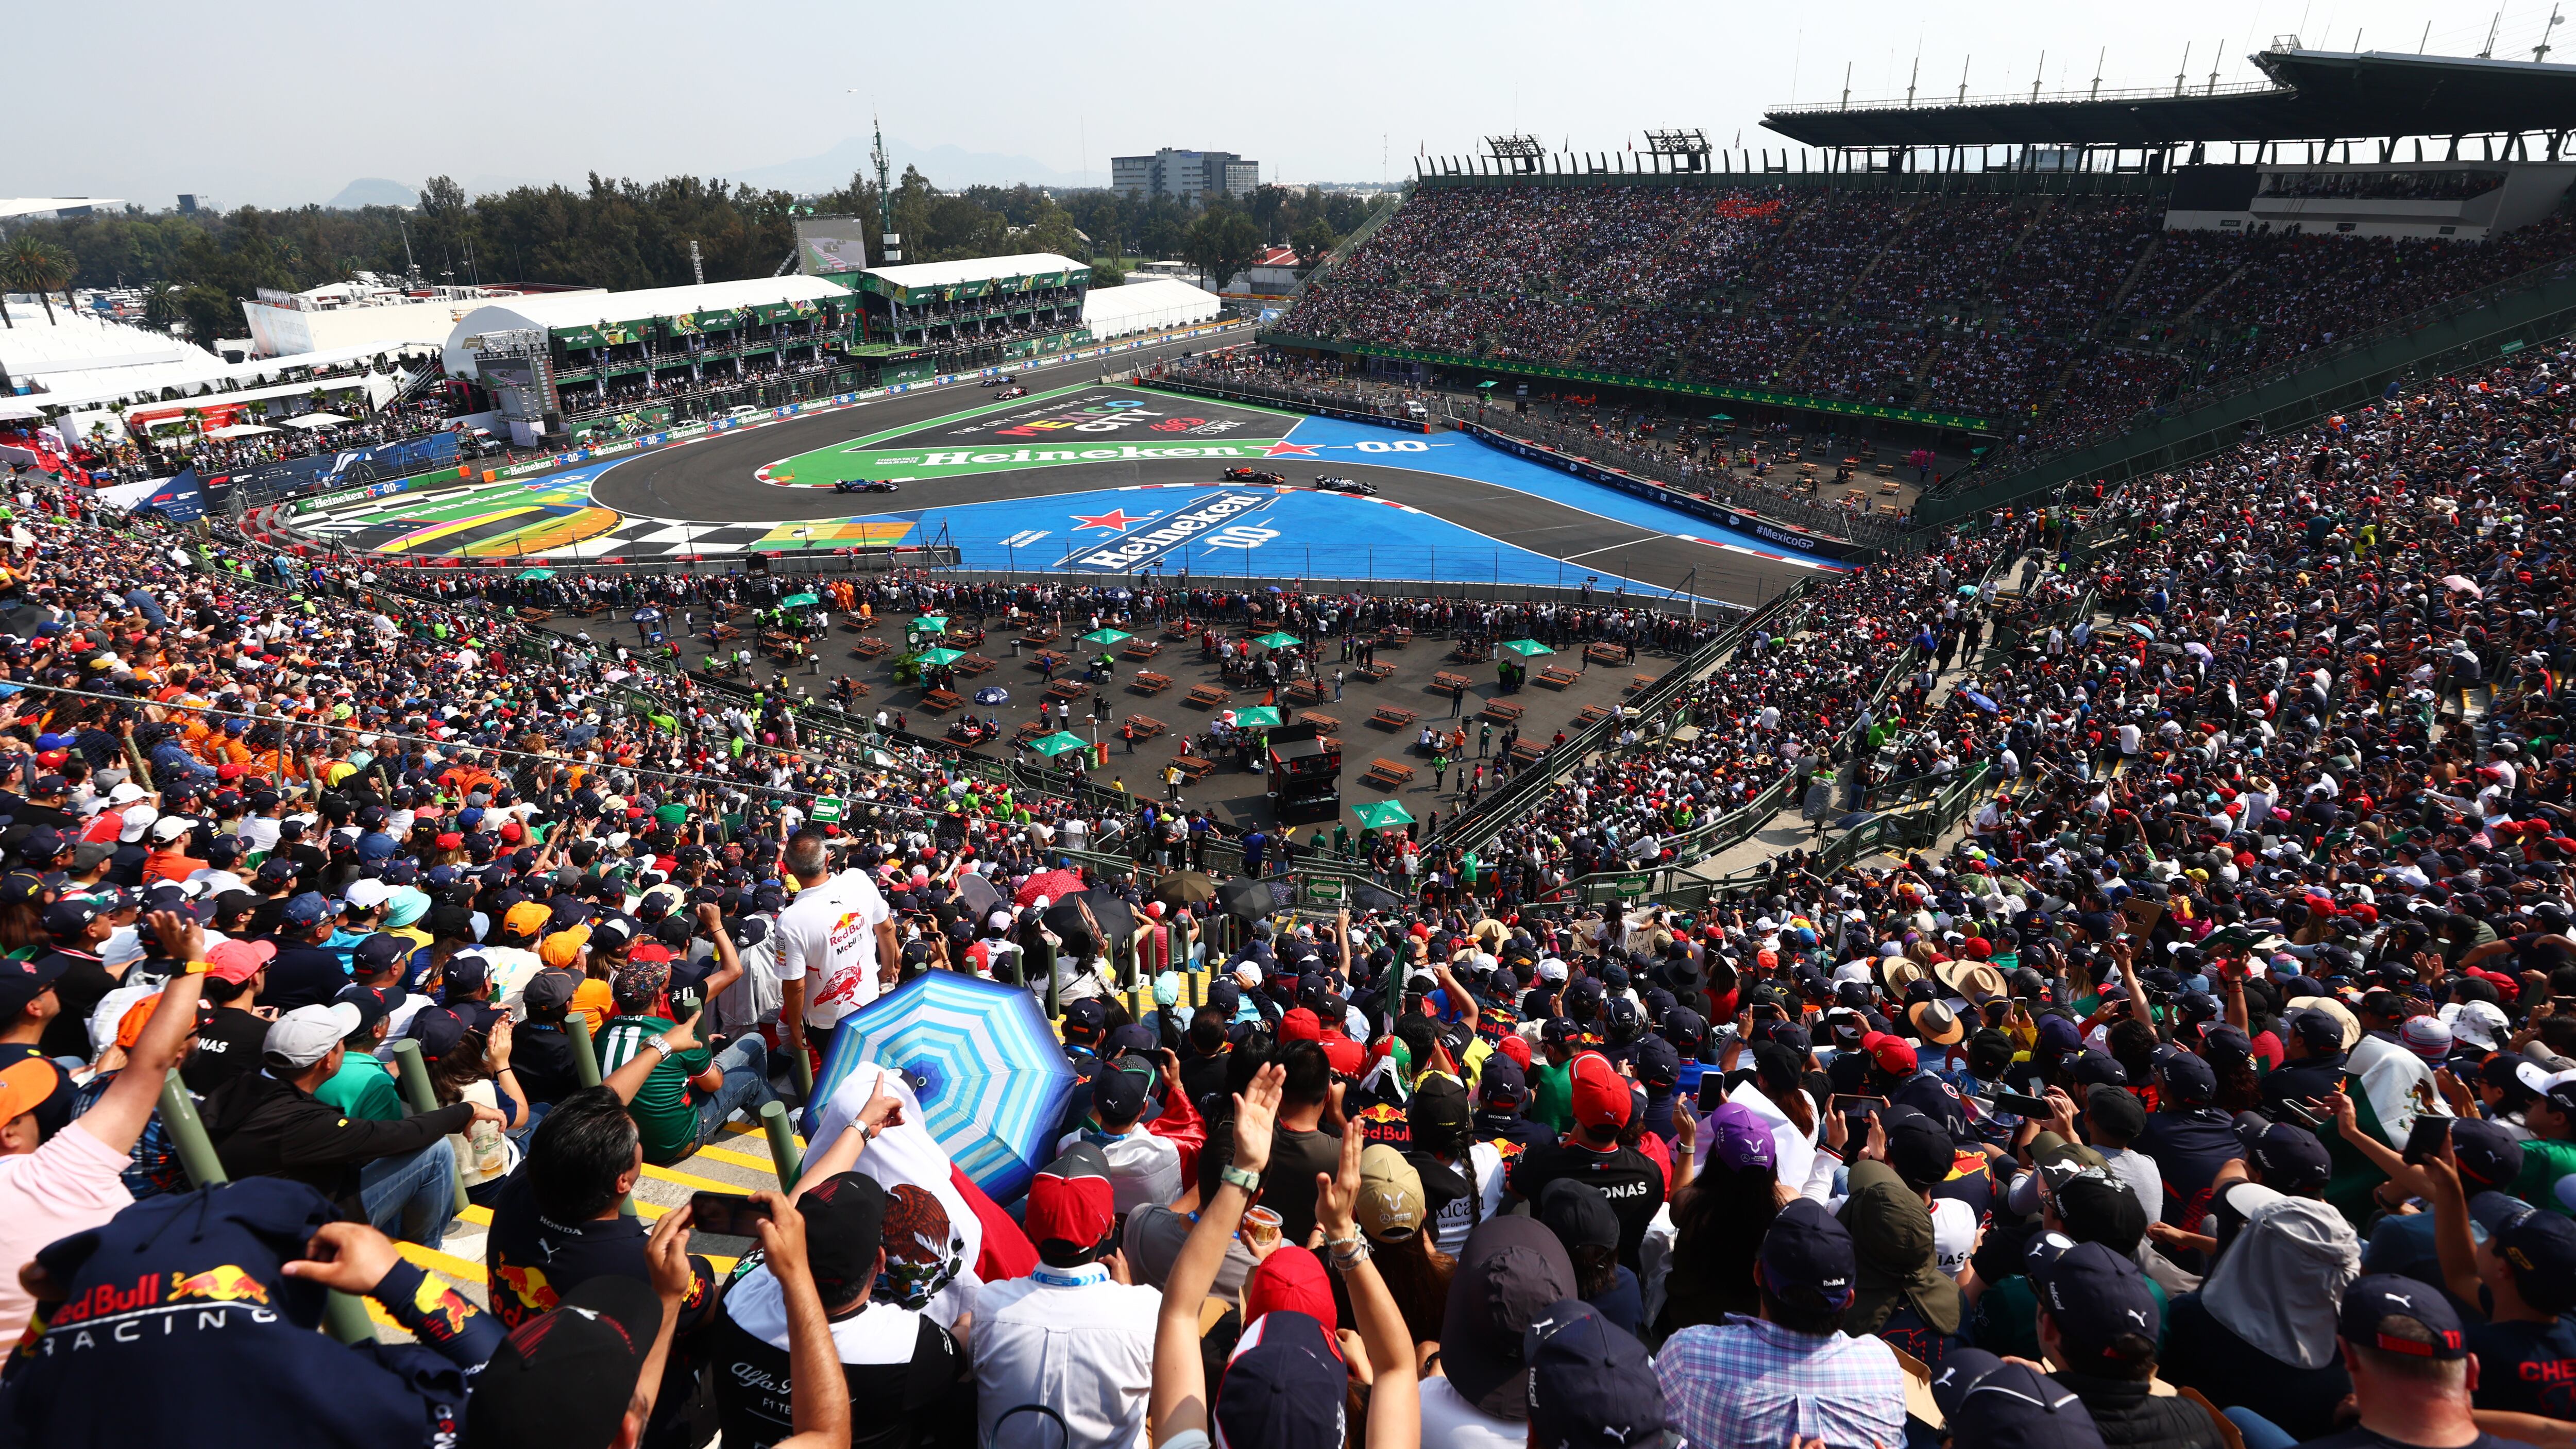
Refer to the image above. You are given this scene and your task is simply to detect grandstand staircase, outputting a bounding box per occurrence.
[2089,233,2167,339]
[1777,199,1927,380]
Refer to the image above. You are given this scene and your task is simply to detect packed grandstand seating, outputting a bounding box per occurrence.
[1284,181,2576,460]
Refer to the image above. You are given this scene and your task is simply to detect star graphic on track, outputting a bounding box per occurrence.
[1262,441,1320,457]
[1071,508,1152,531]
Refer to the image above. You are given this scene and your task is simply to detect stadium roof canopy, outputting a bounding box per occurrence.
[861,253,1085,290]
[1762,49,2576,148]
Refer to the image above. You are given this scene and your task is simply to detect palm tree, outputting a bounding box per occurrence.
[3,238,73,326]
[142,282,182,335]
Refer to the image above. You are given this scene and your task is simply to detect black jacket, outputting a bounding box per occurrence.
[2056,1372,2224,1449]
[202,1069,473,1215]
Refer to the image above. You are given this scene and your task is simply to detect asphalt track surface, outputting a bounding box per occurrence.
[589,337,1815,606]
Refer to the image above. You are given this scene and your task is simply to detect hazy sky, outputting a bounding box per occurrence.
[18,0,2566,208]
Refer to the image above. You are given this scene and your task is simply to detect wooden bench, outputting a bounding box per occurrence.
[1131,671,1173,695]
[942,627,986,648]
[1300,712,1342,734]
[1510,740,1546,765]
[1431,671,1473,695]
[953,653,996,675]
[1575,704,1613,728]
[1369,706,1417,730]
[1018,627,1058,646]
[1014,719,1054,745]
[1124,714,1166,741]
[1283,678,1326,705]
[1450,639,1490,663]
[1536,665,1580,689]
[1173,755,1215,783]
[1364,757,1416,790]
[1161,619,1196,639]
[1624,673,1658,696]
[1355,662,1396,683]
[1045,679,1089,702]
[1122,639,1163,661]
[1377,628,1413,648]
[1185,684,1230,709]
[1584,642,1630,666]
[850,636,891,659]
[1481,701,1525,725]
[1031,650,1071,673]
[921,689,963,714]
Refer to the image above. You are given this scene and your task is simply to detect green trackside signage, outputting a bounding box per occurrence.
[568,405,671,446]
[1265,333,1995,432]
[552,297,827,350]
[809,797,846,823]
[828,436,1292,479]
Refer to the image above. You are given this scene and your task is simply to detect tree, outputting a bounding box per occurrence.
[1290,218,1342,277]
[1088,255,1128,289]
[4,238,73,325]
[1247,183,1292,242]
[142,282,182,334]
[1181,210,1263,295]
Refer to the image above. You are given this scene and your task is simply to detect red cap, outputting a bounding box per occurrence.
[1496,1034,1533,1069]
[1864,1032,1918,1075]
[1319,1033,1365,1076]
[1278,1007,1323,1043]
[1024,1144,1116,1253]
[1571,1053,1633,1132]
[1245,1244,1336,1331]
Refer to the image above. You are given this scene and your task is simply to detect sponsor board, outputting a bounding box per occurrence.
[1459,423,1871,562]
[1056,489,1277,571]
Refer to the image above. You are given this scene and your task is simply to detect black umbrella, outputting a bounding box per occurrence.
[1215,876,1278,921]
[1153,870,1219,909]
[1346,879,1406,913]
[1043,887,1138,956]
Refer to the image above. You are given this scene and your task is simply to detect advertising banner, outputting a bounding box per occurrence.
[127,468,208,523]
[1459,423,1873,561]
[221,432,465,504]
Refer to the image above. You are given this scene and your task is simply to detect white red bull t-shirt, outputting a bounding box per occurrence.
[776,870,893,1030]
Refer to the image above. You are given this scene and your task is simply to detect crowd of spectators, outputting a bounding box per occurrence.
[1285,181,2576,471]
[2,342,2576,1449]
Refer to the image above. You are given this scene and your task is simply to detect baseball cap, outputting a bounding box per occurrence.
[1943,1354,2106,1449]
[2452,1117,2524,1193]
[1025,1143,1116,1262]
[1090,1062,1148,1124]
[1569,1053,1632,1133]
[1757,1197,1858,1316]
[1212,1310,1347,1449]
[2031,1239,2160,1366]
[147,816,195,844]
[2086,1084,2148,1140]
[2159,1051,2218,1104]
[1863,1031,1919,1074]
[796,1172,887,1305]
[2338,1272,2469,1360]
[262,1002,361,1069]
[520,970,580,1014]
[2246,1121,2333,1193]
[1440,1216,1579,1419]
[1356,1144,1426,1244]
[463,1276,664,1449]
[40,899,99,937]
[501,900,551,939]
[1536,1179,1620,1260]
[2494,1209,2576,1315]
[280,891,337,929]
[0,954,67,1017]
[1522,1299,1670,1449]
[202,937,275,985]
[0,1057,59,1125]
[1704,1100,1778,1172]
[1884,1110,1955,1192]
[1479,1057,1529,1108]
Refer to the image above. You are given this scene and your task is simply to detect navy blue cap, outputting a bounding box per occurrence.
[280,891,336,928]
[1479,1057,1528,1106]
[2247,1121,2332,1192]
[40,899,99,936]
[1213,1310,1346,1448]
[406,1006,469,1060]
[1632,1036,1681,1090]
[351,933,407,974]
[0,953,66,1015]
[1522,1299,1669,1449]
[1757,1197,1857,1314]
[2159,1050,2217,1104]
[2032,1240,2159,1365]
[2495,1210,2576,1315]
[1091,1062,1149,1123]
[17,828,65,862]
[1947,1357,2106,1449]
[2338,1272,2469,1360]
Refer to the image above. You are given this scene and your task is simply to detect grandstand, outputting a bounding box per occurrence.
[1272,43,2576,504]
[844,252,1092,382]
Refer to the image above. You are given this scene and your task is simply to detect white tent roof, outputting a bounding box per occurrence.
[280,412,355,429]
[863,253,1086,289]
[442,274,850,378]
[205,423,279,439]
[1082,277,1222,338]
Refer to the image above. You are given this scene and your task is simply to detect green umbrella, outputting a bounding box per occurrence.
[1080,628,1132,647]
[1353,800,1414,829]
[1028,731,1090,757]
[515,568,556,581]
[1499,638,1554,657]
[916,647,965,667]
[909,615,950,633]
[1230,706,1283,728]
[1707,413,1735,422]
[1253,631,1301,649]
[779,592,820,608]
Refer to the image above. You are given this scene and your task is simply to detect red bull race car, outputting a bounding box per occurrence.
[1223,468,1287,484]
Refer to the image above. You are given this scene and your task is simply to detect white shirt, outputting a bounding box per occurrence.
[973,1263,1158,1449]
[1418,1374,1524,1449]
[775,870,893,1029]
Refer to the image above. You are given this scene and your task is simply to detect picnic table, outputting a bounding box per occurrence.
[1431,671,1473,695]
[1575,704,1613,727]
[953,653,996,675]
[1031,650,1070,673]
[1450,639,1490,663]
[1510,739,1546,765]
[1536,664,1580,689]
[1131,671,1174,695]
[1625,673,1659,696]
[1283,678,1327,705]
[1161,619,1196,639]
[1300,712,1342,734]
[850,636,891,659]
[1377,627,1414,648]
[1354,662,1396,683]
[1185,684,1230,709]
[1019,627,1059,646]
[1364,757,1416,790]
[1125,714,1166,741]
[1122,639,1163,661]
[1013,720,1053,744]
[1045,679,1089,702]
[1174,755,1215,783]
[1481,701,1525,725]
[1369,705,1418,729]
[1584,642,1630,666]
[922,689,963,714]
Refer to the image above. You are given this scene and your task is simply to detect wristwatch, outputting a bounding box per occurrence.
[1219,1164,1263,1194]
[646,1035,676,1058]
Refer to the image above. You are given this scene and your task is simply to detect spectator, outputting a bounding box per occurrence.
[971,1142,1158,1448]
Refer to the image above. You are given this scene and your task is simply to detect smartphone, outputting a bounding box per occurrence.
[688,1191,774,1237]
[2275,1100,2325,1132]
[2402,1115,2454,1165]
[1991,1090,2056,1117]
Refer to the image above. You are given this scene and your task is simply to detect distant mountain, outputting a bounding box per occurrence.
[325,177,418,209]
[731,136,1092,194]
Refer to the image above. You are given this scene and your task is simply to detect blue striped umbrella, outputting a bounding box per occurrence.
[808,972,1075,1204]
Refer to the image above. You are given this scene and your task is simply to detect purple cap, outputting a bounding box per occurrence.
[1704,1101,1778,1172]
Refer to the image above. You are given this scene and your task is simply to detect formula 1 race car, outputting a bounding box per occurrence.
[994,386,1028,399]
[1313,476,1378,496]
[832,479,900,494]
[1223,467,1287,484]
[980,374,1018,387]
